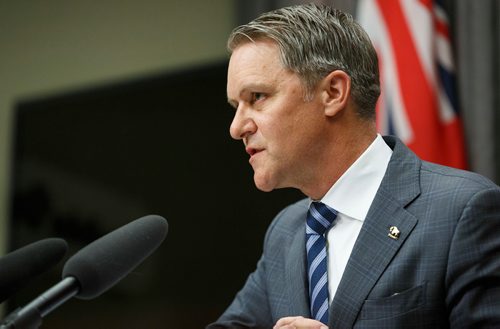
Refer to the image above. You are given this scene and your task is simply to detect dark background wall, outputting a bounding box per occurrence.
[8,61,304,328]
[0,0,236,268]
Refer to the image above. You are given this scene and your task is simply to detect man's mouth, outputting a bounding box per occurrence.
[246,147,263,157]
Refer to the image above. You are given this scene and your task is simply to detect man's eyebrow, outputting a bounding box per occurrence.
[242,82,272,91]
[226,82,273,107]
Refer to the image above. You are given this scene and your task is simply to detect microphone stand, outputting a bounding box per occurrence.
[0,277,79,329]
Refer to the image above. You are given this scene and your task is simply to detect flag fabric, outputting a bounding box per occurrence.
[357,0,467,169]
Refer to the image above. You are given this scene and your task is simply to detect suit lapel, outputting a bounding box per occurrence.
[285,212,311,317]
[329,136,421,329]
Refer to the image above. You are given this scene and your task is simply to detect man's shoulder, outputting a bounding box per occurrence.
[384,135,498,193]
[420,160,498,192]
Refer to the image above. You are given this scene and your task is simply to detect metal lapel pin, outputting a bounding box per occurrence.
[388,226,401,240]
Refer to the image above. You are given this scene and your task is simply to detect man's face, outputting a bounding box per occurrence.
[227,39,328,192]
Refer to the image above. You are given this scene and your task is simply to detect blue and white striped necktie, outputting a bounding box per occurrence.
[306,201,338,325]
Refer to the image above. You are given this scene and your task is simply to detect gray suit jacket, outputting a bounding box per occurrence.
[208,136,500,328]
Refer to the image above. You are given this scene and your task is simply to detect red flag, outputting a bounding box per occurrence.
[357,0,467,169]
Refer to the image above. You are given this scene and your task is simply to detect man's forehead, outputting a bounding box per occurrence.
[228,42,280,81]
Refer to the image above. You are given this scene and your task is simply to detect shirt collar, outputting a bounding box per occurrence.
[318,134,393,222]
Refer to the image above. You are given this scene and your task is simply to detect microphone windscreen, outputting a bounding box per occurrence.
[0,238,68,303]
[62,215,168,300]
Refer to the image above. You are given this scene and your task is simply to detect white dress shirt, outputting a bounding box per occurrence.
[318,134,393,301]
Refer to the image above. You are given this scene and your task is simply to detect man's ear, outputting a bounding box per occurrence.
[321,70,351,117]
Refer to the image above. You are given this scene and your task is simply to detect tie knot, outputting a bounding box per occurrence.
[306,202,338,236]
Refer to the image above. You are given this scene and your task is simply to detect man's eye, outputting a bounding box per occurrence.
[251,92,265,103]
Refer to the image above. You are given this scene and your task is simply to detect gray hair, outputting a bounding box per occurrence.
[227,3,380,119]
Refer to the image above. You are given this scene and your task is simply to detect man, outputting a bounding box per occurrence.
[208,3,500,329]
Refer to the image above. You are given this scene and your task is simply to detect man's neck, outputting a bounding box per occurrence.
[302,130,377,200]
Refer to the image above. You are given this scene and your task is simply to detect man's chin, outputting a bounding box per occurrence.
[254,181,275,192]
[253,173,276,192]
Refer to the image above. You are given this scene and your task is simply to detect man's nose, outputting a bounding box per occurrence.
[229,107,257,140]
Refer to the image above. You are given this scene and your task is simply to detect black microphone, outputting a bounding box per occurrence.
[1,215,168,329]
[0,238,68,304]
